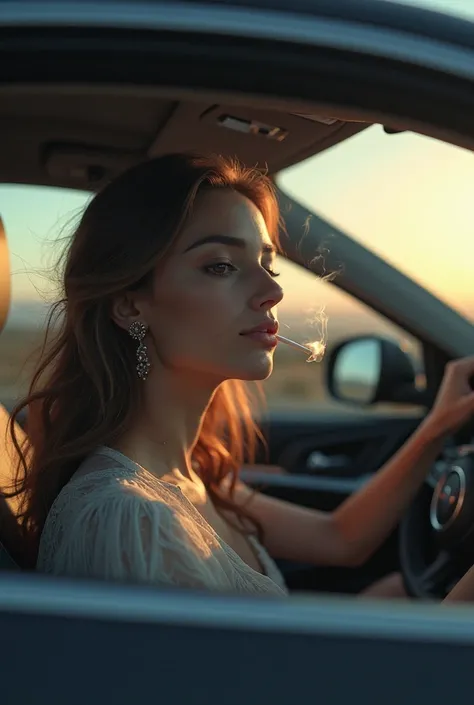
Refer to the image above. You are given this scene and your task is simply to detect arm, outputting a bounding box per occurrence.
[236,357,474,568]
[443,566,474,603]
[235,421,441,567]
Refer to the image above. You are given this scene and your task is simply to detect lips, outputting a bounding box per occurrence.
[240,320,279,336]
[240,320,279,350]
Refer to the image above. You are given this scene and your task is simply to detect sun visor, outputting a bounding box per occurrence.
[0,216,11,333]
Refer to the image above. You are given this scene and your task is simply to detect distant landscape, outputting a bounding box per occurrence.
[0,299,422,418]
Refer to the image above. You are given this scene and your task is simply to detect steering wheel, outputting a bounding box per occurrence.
[399,450,474,599]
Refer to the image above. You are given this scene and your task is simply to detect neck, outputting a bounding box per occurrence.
[115,368,221,482]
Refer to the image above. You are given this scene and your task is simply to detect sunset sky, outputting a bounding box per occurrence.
[278,125,474,321]
[1,0,474,327]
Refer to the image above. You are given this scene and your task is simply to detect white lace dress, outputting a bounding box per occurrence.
[37,446,288,597]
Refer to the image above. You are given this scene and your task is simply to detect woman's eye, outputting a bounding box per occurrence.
[203,261,280,278]
[204,262,237,277]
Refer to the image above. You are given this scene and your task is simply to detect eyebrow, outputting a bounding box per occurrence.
[184,234,275,254]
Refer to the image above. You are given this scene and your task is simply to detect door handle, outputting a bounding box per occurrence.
[306,451,350,472]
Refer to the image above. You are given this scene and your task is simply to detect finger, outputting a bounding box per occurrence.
[446,357,474,378]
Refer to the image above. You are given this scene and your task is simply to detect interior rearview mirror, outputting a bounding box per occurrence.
[326,335,422,406]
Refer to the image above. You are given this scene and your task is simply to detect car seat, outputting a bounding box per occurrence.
[0,403,26,568]
[0,215,26,569]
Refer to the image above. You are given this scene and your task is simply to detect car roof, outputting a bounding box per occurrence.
[0,85,368,191]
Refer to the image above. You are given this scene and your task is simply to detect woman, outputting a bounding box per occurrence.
[9,153,474,600]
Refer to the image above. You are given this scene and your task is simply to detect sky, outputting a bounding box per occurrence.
[278,125,474,321]
[2,0,474,328]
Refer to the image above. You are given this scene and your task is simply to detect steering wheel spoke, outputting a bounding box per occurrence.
[400,453,474,599]
[419,550,452,594]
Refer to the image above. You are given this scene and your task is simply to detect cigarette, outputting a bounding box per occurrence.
[276,334,312,355]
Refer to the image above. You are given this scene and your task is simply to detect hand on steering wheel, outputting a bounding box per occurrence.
[424,357,474,439]
[400,357,474,600]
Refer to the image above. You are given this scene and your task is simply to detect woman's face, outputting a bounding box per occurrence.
[138,188,284,383]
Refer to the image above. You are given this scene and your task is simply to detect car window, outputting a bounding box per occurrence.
[277,125,474,324]
[1,184,91,409]
[264,255,424,415]
[271,123,474,416]
[272,124,474,416]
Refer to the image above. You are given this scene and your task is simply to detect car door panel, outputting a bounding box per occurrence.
[258,412,424,478]
[242,468,399,593]
[247,411,424,592]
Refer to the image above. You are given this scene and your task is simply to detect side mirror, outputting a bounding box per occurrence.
[326,335,422,406]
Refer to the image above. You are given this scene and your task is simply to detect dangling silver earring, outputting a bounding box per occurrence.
[128,321,151,381]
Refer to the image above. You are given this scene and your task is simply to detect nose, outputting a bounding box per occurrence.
[250,272,284,312]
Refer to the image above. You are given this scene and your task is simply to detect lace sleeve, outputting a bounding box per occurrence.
[39,477,233,591]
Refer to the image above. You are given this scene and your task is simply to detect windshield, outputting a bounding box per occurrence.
[277,125,474,323]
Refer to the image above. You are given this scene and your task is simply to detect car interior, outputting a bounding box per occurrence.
[0,81,472,599]
[4,2,474,702]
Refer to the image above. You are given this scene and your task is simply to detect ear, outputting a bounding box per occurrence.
[111,292,144,332]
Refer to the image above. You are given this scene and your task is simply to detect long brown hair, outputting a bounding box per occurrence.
[8,153,282,566]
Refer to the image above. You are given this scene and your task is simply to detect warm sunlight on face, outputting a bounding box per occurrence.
[134,189,284,383]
